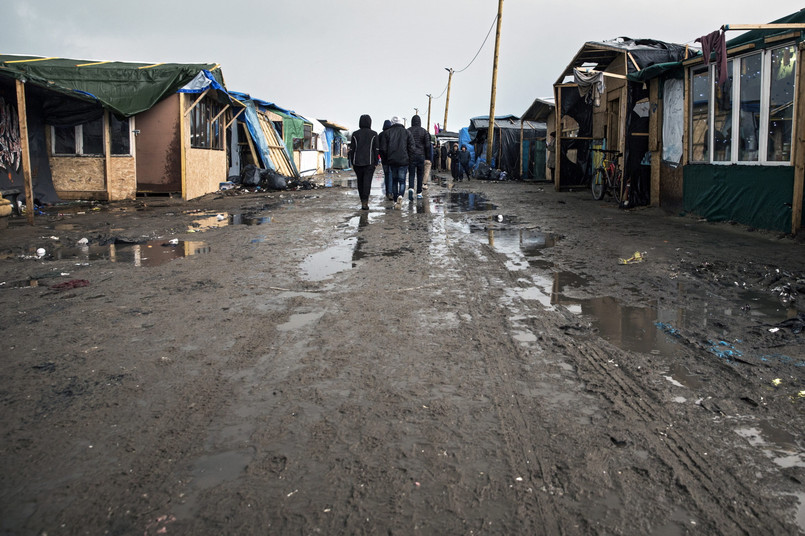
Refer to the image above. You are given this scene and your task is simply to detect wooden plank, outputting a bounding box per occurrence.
[179,93,187,200]
[224,107,245,130]
[648,78,660,206]
[210,104,230,124]
[791,42,805,234]
[627,52,640,72]
[766,31,801,44]
[683,68,690,165]
[554,85,561,191]
[104,110,111,201]
[183,88,210,117]
[244,124,259,166]
[723,24,805,31]
[15,80,34,225]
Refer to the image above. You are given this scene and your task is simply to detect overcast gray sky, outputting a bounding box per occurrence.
[3,1,803,132]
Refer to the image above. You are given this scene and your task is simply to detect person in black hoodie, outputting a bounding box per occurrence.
[348,114,379,210]
[377,119,394,201]
[407,114,430,199]
[378,116,414,205]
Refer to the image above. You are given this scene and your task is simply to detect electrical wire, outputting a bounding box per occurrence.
[455,15,498,73]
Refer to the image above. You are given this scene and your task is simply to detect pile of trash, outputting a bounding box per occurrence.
[474,161,508,181]
[219,165,317,193]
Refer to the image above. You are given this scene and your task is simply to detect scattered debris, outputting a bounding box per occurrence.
[49,279,90,291]
[618,251,645,265]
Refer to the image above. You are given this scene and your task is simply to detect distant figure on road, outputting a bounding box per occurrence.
[439,142,448,171]
[407,115,430,200]
[458,146,472,181]
[448,142,460,181]
[348,114,379,210]
[546,131,556,182]
[378,119,394,200]
[379,116,415,206]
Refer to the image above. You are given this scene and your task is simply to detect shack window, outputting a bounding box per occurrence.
[768,44,796,162]
[190,97,224,150]
[51,116,131,156]
[690,67,710,163]
[689,43,796,165]
[303,124,312,150]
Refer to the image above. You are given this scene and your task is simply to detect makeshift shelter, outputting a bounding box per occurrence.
[319,120,349,169]
[470,115,547,180]
[0,54,241,207]
[229,92,297,178]
[553,38,688,203]
[521,97,556,181]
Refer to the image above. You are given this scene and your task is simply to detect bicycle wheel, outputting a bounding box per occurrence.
[591,167,606,200]
[612,171,623,203]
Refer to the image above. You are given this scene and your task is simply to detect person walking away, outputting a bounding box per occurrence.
[378,119,394,200]
[440,141,448,171]
[448,143,460,181]
[348,114,379,210]
[458,145,472,181]
[379,116,414,206]
[407,114,430,200]
[546,131,556,182]
[422,141,434,190]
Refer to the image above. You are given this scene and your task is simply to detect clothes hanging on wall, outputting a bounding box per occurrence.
[573,68,605,107]
[696,30,728,85]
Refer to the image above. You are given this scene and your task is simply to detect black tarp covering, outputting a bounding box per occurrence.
[0,81,60,205]
[474,126,546,180]
[558,86,593,188]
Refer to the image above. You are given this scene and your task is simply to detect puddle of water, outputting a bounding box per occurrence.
[43,240,209,267]
[174,448,255,518]
[299,237,357,281]
[428,192,496,213]
[276,311,325,332]
[734,422,805,469]
[664,363,704,390]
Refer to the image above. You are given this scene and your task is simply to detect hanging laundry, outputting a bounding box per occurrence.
[696,30,728,86]
[573,68,605,107]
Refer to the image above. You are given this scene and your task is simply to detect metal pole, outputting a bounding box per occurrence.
[443,68,454,132]
[426,94,433,134]
[485,0,504,166]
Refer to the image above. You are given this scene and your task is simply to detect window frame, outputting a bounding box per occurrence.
[688,42,796,166]
[51,115,132,157]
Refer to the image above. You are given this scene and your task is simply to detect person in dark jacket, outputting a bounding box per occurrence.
[448,143,460,180]
[348,114,379,210]
[377,119,394,200]
[439,142,448,171]
[378,116,414,205]
[458,146,472,181]
[406,115,430,199]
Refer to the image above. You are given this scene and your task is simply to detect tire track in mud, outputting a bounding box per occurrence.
[445,229,794,535]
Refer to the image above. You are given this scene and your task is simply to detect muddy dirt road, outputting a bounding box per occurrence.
[1,169,804,535]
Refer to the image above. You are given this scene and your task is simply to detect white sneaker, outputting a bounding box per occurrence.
[395,196,403,206]
[416,193,423,199]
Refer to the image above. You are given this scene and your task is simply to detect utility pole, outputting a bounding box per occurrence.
[443,67,454,132]
[414,108,419,116]
[426,94,432,134]
[486,0,504,167]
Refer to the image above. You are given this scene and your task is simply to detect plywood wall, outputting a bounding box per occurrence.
[108,157,137,200]
[184,147,227,200]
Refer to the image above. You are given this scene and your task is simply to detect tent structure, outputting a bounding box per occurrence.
[469,115,547,180]
[0,54,241,211]
[229,92,297,178]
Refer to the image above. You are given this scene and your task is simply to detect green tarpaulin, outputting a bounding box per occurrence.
[683,165,795,232]
[0,54,224,117]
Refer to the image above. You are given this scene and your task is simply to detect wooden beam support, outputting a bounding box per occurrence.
[648,78,660,207]
[104,110,111,201]
[183,88,211,117]
[791,42,805,234]
[723,24,805,31]
[14,79,34,225]
[224,107,245,130]
[179,93,187,200]
[210,104,230,124]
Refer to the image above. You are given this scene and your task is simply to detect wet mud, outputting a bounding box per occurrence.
[0,169,803,534]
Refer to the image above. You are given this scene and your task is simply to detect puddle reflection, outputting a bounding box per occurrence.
[45,240,210,267]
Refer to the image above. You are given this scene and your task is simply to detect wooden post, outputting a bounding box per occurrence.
[791,42,805,234]
[104,110,111,201]
[648,78,660,206]
[519,119,524,179]
[443,68,454,132]
[15,80,34,225]
[179,93,187,200]
[486,0,504,167]
[426,94,432,134]
[555,85,561,191]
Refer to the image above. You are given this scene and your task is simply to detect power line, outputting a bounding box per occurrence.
[455,15,498,73]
